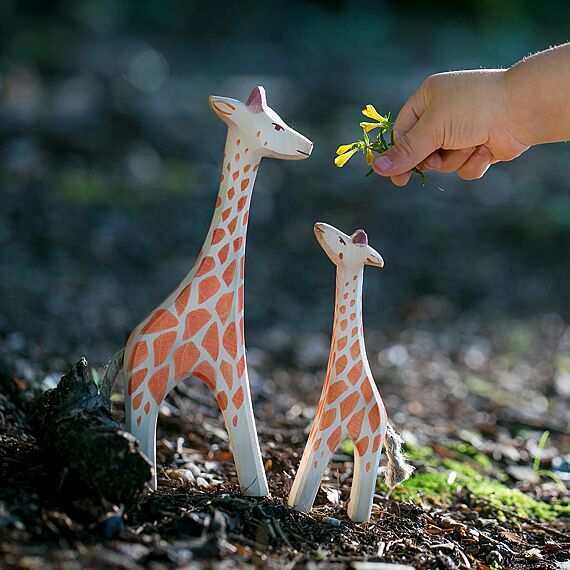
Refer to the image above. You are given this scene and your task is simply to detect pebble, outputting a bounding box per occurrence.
[196,476,210,488]
[165,468,195,483]
[321,516,340,526]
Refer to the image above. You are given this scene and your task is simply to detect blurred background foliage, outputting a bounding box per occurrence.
[1,0,570,366]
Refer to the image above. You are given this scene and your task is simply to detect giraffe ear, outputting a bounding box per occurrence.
[209,95,239,120]
[365,245,384,268]
[246,85,267,113]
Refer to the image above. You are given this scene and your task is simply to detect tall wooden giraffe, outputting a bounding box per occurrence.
[289,223,412,522]
[124,86,313,496]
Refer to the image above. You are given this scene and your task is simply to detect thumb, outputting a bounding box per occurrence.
[373,118,438,177]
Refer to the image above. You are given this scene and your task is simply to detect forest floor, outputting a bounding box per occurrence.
[1,317,569,570]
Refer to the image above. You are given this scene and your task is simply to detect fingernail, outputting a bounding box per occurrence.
[374,156,392,172]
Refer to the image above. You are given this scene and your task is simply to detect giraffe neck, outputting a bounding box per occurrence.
[330,265,365,364]
[198,126,261,270]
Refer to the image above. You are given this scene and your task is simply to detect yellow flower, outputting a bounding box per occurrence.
[334,147,359,167]
[362,104,388,123]
[336,143,356,155]
[360,121,384,133]
[366,148,374,165]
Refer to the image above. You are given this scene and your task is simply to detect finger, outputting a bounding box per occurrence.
[456,146,492,180]
[393,84,428,140]
[390,172,413,186]
[436,147,477,173]
[372,116,438,177]
[417,151,443,171]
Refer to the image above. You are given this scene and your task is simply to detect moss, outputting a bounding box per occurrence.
[388,444,570,522]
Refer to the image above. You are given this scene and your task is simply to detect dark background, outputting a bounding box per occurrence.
[1,0,569,377]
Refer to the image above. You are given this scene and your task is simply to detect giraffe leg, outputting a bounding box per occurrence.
[220,384,269,497]
[346,440,384,522]
[125,395,159,490]
[289,437,335,513]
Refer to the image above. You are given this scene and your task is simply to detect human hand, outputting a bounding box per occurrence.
[372,69,530,186]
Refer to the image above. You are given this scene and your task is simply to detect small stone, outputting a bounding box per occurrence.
[322,516,341,526]
[165,468,195,483]
[196,476,210,488]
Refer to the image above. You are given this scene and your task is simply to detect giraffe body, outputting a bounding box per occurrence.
[124,86,312,495]
[288,223,388,522]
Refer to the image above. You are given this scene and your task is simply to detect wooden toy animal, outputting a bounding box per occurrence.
[288,223,413,522]
[123,86,313,495]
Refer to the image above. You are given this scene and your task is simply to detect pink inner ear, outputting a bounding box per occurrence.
[351,229,368,245]
[246,86,266,113]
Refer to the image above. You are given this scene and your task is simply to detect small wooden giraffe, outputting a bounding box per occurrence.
[124,85,313,496]
[288,223,413,522]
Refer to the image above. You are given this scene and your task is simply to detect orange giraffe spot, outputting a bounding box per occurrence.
[128,368,148,395]
[193,361,216,391]
[211,229,225,246]
[232,386,244,409]
[240,256,245,279]
[222,260,236,286]
[350,341,360,360]
[365,461,371,473]
[313,438,321,452]
[132,392,143,410]
[356,436,369,456]
[340,319,348,331]
[336,336,348,351]
[175,285,191,315]
[350,299,356,307]
[216,196,222,207]
[198,276,220,303]
[347,407,365,440]
[222,207,232,221]
[368,405,380,432]
[244,164,251,173]
[218,244,230,264]
[335,355,348,375]
[313,460,318,469]
[233,237,243,251]
[351,327,358,337]
[237,196,247,212]
[339,305,346,314]
[184,309,210,339]
[343,293,349,300]
[245,147,249,154]
[327,381,348,404]
[136,416,142,426]
[201,322,219,360]
[220,174,224,183]
[228,187,235,199]
[238,285,244,312]
[196,256,215,277]
[256,130,261,138]
[237,355,245,377]
[232,416,238,427]
[362,379,373,403]
[128,341,148,371]
[216,292,234,324]
[226,162,231,172]
[173,342,200,380]
[239,316,244,344]
[148,366,170,405]
[319,408,336,430]
[144,401,151,415]
[240,178,250,191]
[223,322,237,358]
[216,391,228,411]
[347,361,363,385]
[353,275,357,281]
[327,426,342,452]
[340,392,359,419]
[372,434,382,452]
[350,313,356,321]
[142,309,178,334]
[232,170,239,181]
[236,138,240,145]
[242,211,249,225]
[220,360,234,390]
[227,216,238,234]
[234,153,240,161]
[345,281,349,287]
[153,331,177,367]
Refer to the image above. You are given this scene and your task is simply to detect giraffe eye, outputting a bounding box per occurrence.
[339,237,346,245]
[272,123,284,131]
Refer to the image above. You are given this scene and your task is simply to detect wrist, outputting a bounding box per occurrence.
[503,65,536,147]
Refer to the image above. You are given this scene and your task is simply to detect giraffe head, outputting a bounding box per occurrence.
[209,85,313,160]
[314,222,384,269]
